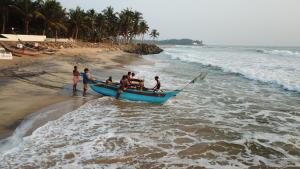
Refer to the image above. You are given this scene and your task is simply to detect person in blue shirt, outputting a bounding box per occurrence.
[81,68,95,96]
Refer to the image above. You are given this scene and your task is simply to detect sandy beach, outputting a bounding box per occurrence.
[0,47,140,139]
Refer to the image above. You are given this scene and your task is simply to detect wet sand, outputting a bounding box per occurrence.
[0,47,140,139]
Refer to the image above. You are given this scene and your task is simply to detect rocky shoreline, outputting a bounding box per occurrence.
[1,41,163,56]
[121,43,163,55]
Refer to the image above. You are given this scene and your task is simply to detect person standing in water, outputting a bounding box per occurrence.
[116,75,129,98]
[81,68,96,96]
[72,66,80,92]
[153,76,161,91]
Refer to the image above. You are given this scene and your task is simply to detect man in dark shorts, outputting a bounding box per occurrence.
[81,68,96,96]
[116,75,129,98]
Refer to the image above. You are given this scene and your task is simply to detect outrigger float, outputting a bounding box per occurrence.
[89,72,207,104]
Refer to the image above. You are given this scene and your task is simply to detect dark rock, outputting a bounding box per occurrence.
[122,43,163,55]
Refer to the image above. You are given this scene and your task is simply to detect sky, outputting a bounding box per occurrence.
[57,0,300,46]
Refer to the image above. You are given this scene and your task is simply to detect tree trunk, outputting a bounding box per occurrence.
[55,29,58,42]
[42,22,46,35]
[75,25,79,40]
[24,17,29,34]
[2,11,6,34]
[71,29,75,39]
[141,34,144,43]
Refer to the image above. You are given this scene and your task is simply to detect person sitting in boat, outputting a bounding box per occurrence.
[129,73,144,89]
[132,72,135,78]
[116,75,129,98]
[81,68,96,96]
[127,72,132,83]
[153,76,161,91]
[130,73,139,83]
[106,76,113,84]
[72,66,80,92]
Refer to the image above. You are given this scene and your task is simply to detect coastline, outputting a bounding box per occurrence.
[0,47,142,139]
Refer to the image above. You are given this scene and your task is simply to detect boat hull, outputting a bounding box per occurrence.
[0,42,40,56]
[90,83,179,104]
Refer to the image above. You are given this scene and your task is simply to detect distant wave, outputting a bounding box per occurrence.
[256,49,300,57]
[165,47,300,92]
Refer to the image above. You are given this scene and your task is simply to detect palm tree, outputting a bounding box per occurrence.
[119,8,134,43]
[0,0,13,33]
[95,13,106,42]
[85,9,98,41]
[9,0,44,34]
[138,21,149,42]
[2,1,155,43]
[128,10,142,42]
[69,6,85,40]
[150,29,159,42]
[51,22,67,41]
[38,0,67,39]
[102,6,119,41]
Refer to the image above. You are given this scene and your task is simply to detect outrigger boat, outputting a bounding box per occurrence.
[89,72,207,104]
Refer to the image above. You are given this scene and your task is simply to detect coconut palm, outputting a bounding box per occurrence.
[150,29,159,42]
[69,6,85,40]
[119,8,134,43]
[2,1,156,42]
[9,0,44,34]
[130,10,142,41]
[102,6,119,40]
[95,13,106,41]
[85,9,98,41]
[38,0,67,38]
[138,21,149,42]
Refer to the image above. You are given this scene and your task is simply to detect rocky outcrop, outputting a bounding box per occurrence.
[122,43,163,55]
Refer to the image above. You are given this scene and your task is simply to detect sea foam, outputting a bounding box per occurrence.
[256,49,300,57]
[164,46,300,92]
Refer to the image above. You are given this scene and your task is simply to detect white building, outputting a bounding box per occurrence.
[0,34,46,42]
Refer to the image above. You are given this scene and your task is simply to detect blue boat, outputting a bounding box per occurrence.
[89,81,181,104]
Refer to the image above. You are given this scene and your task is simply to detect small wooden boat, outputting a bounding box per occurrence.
[90,81,180,104]
[8,47,40,57]
[89,73,207,104]
[0,42,40,57]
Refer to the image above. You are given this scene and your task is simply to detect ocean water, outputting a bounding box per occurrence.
[1,45,300,168]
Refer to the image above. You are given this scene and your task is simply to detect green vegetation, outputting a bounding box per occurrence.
[150,29,159,41]
[157,39,203,46]
[0,0,159,43]
[133,39,204,46]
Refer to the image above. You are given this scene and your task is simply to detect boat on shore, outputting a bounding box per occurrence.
[90,81,180,104]
[0,42,40,57]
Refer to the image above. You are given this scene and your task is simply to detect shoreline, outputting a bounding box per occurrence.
[0,47,143,139]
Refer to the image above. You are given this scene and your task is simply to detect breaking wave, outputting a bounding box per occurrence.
[164,46,300,92]
[256,49,300,57]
